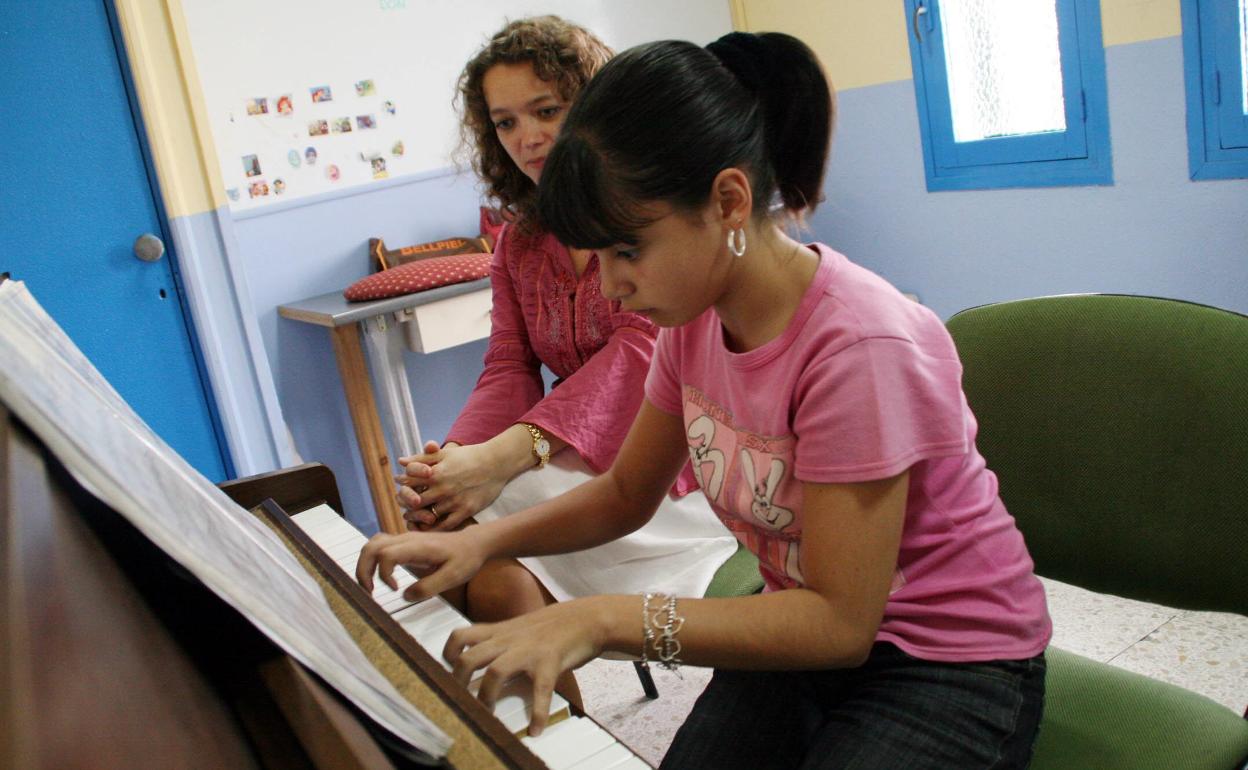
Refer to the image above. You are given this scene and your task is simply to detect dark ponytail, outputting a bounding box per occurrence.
[707,32,833,214]
[538,32,834,249]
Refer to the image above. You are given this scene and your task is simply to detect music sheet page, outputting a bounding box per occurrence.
[0,280,450,759]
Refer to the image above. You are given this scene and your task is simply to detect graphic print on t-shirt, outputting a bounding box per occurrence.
[683,385,804,588]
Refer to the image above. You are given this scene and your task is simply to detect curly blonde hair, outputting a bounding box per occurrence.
[456,16,612,228]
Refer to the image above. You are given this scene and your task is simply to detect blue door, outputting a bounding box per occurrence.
[0,0,230,480]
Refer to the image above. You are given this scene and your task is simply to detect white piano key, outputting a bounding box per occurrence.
[557,720,619,767]
[370,583,411,609]
[378,591,417,614]
[518,718,577,763]
[310,513,362,539]
[469,677,570,734]
[521,717,617,770]
[390,596,452,627]
[565,741,640,770]
[290,504,341,533]
[392,603,469,670]
[417,609,468,637]
[416,618,472,668]
[333,553,360,570]
[470,677,527,732]
[394,599,463,637]
[323,532,369,559]
[489,692,531,734]
[299,519,363,553]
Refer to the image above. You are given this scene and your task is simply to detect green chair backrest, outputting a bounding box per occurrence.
[705,542,764,598]
[946,294,1248,616]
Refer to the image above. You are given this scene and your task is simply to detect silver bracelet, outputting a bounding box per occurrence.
[645,592,685,672]
[640,592,657,671]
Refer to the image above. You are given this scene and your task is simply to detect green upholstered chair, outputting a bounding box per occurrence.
[946,294,1248,770]
[704,541,766,599]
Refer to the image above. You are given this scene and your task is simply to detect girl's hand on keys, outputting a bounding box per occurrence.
[443,596,620,736]
[356,528,488,602]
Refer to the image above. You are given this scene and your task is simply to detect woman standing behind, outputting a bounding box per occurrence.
[395,16,737,704]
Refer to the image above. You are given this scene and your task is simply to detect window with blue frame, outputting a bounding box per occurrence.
[1182,0,1248,179]
[904,0,1113,191]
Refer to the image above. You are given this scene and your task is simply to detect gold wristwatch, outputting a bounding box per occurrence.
[520,423,551,468]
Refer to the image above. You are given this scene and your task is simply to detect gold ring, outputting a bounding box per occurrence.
[429,504,438,518]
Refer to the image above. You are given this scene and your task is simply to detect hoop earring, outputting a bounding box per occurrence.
[727,227,746,258]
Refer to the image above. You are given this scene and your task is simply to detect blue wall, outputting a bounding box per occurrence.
[813,36,1247,321]
[235,35,1246,532]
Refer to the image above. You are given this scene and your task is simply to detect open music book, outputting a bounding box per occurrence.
[0,279,451,759]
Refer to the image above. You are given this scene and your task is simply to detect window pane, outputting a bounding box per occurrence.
[940,0,1067,142]
[1240,0,1247,113]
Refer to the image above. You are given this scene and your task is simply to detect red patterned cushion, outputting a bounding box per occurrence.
[343,252,491,301]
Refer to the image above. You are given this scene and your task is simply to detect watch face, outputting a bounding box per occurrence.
[535,438,551,456]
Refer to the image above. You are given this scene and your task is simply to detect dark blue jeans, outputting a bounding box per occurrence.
[660,643,1046,770]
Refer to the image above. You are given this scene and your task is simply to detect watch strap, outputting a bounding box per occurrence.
[519,422,550,468]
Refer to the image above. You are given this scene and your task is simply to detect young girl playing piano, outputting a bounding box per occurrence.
[361,31,1052,769]
[396,16,736,708]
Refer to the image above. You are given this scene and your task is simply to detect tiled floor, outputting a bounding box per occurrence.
[579,578,1248,767]
[1043,577,1247,715]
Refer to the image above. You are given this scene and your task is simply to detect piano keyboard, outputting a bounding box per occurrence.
[291,504,652,769]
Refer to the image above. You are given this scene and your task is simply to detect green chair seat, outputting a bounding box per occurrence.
[1036,646,1248,770]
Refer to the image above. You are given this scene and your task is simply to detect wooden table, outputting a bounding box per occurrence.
[279,280,490,534]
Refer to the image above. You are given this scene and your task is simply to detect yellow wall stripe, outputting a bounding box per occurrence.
[735,0,1182,91]
[113,0,225,217]
[1102,0,1181,47]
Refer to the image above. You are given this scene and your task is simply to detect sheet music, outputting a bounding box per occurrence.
[0,281,450,758]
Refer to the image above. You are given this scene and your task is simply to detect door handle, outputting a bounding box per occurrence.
[134,233,165,262]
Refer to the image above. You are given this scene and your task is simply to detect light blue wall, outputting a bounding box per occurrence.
[234,170,490,531]
[812,36,1248,321]
[234,35,1246,532]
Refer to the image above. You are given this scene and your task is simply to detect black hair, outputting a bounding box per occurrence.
[537,32,834,249]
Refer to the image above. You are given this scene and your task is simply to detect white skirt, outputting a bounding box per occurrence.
[472,451,738,602]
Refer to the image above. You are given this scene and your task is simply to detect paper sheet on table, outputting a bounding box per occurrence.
[0,280,450,759]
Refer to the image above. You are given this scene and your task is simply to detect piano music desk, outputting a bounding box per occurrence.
[279,280,491,534]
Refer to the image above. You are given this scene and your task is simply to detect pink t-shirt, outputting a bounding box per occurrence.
[645,244,1051,662]
[447,225,698,494]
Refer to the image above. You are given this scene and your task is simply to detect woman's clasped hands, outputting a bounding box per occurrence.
[395,439,509,531]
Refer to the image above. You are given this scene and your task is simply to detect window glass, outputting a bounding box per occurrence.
[905,0,1112,190]
[941,0,1066,142]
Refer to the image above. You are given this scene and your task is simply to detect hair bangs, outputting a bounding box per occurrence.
[537,131,656,250]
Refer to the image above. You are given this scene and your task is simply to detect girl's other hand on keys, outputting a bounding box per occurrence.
[443,596,621,736]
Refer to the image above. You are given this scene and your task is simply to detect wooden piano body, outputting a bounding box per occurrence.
[0,406,641,769]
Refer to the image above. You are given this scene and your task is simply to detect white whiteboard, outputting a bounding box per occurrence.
[182,0,733,213]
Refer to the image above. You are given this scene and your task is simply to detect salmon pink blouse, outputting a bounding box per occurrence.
[446,226,697,495]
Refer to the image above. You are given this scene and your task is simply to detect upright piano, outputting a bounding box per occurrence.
[0,273,649,769]
[1,407,650,769]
